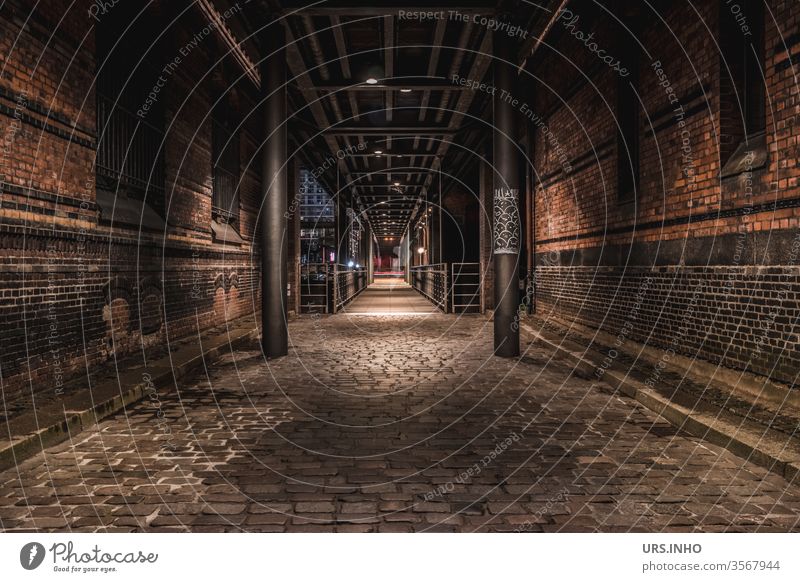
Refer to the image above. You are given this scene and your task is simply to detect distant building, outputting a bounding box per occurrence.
[299,169,334,224]
[299,169,335,263]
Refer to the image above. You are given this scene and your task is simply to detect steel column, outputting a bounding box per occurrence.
[368,229,374,283]
[335,193,347,266]
[261,25,288,358]
[492,27,521,358]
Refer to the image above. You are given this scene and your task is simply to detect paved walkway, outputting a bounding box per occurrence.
[1,312,799,532]
[341,279,437,314]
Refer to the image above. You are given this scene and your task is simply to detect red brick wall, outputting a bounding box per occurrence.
[0,1,287,400]
[531,0,800,384]
[0,0,97,222]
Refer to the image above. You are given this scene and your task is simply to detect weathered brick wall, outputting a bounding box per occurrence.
[0,1,282,399]
[158,5,263,341]
[0,0,97,222]
[535,261,800,384]
[532,0,800,385]
[1,0,99,396]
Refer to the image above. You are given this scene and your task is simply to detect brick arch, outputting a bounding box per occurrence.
[136,276,164,335]
[213,272,226,291]
[103,276,134,307]
[226,271,239,290]
[102,277,135,355]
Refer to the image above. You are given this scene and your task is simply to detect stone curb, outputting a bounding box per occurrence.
[538,314,800,412]
[521,322,800,483]
[0,324,259,472]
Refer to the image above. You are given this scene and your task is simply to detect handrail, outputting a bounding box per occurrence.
[333,264,368,312]
[410,263,449,312]
[299,263,369,313]
[299,262,331,313]
[451,262,483,313]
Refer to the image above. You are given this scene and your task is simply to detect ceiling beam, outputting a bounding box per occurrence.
[384,14,395,152]
[328,13,366,190]
[281,2,496,17]
[330,15,362,123]
[351,170,434,175]
[413,28,492,225]
[305,79,466,92]
[435,21,473,125]
[282,25,350,185]
[345,153,439,158]
[419,20,448,119]
[414,18,448,173]
[323,125,459,136]
[197,0,260,86]
[353,184,424,189]
[517,0,569,69]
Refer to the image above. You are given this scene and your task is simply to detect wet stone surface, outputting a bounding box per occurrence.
[1,313,799,532]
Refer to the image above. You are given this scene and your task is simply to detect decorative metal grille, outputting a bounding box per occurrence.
[493,188,520,254]
[212,116,240,224]
[96,93,165,197]
[347,208,363,259]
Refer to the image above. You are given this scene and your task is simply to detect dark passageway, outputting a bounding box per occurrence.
[0,0,799,538]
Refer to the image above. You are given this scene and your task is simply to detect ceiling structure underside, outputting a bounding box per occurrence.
[226,0,559,240]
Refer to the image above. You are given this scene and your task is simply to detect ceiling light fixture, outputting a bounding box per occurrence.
[400,88,412,93]
[361,62,385,87]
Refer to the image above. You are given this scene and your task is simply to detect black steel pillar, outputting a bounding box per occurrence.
[369,230,374,282]
[438,193,443,264]
[359,217,366,267]
[260,25,288,358]
[493,28,521,357]
[404,229,411,283]
[362,225,368,268]
[336,192,347,265]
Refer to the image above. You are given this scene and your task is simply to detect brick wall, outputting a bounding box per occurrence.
[531,0,800,385]
[0,1,295,400]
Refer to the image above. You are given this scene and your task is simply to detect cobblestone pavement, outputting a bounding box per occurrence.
[2,312,799,532]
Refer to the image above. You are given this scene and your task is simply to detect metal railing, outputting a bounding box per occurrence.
[333,265,368,312]
[451,262,483,313]
[301,262,483,315]
[299,263,331,313]
[300,263,368,313]
[410,263,449,312]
